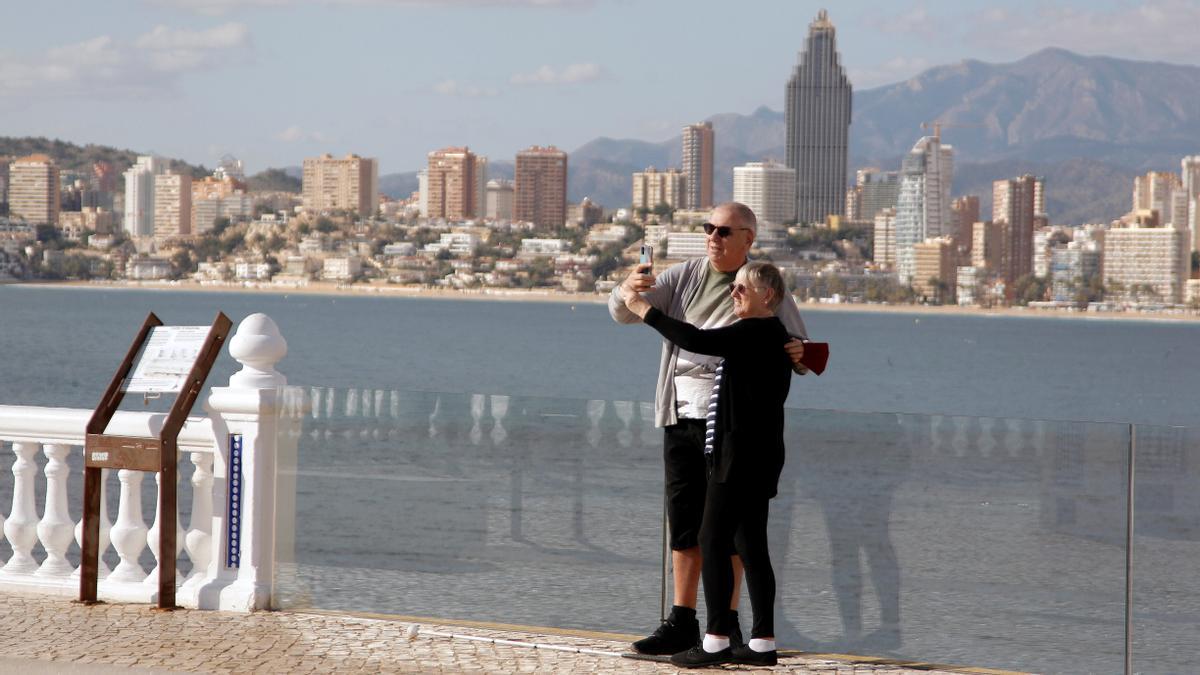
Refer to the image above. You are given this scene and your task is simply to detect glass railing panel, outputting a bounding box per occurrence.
[1130,423,1200,674]
[773,410,1129,674]
[275,387,665,634]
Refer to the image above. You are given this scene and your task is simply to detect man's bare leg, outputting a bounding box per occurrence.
[673,547,702,608]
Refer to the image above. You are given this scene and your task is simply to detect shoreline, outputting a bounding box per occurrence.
[7,279,1200,323]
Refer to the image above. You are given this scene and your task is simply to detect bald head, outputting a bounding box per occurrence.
[713,202,757,234]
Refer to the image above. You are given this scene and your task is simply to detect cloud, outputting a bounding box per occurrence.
[510,62,604,86]
[868,3,943,40]
[276,125,331,143]
[0,23,251,98]
[849,56,932,89]
[152,0,595,15]
[966,0,1200,63]
[432,79,500,97]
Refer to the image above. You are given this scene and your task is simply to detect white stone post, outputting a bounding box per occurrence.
[108,469,148,582]
[196,313,288,612]
[1,442,40,575]
[35,443,75,577]
[182,451,214,589]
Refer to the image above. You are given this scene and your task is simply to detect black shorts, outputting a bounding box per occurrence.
[663,419,708,550]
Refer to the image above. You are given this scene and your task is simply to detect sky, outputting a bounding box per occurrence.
[2,0,1199,175]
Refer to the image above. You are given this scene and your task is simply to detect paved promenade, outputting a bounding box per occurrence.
[0,592,1014,674]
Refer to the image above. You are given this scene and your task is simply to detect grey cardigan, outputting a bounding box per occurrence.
[609,257,809,428]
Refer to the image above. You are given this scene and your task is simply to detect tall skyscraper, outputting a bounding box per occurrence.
[950,195,980,259]
[1132,171,1180,220]
[8,154,60,226]
[732,161,796,226]
[894,135,954,284]
[153,172,192,241]
[785,9,852,224]
[425,147,478,220]
[514,146,568,228]
[993,174,1042,283]
[301,153,379,218]
[682,122,714,210]
[123,155,167,237]
[1181,155,1200,253]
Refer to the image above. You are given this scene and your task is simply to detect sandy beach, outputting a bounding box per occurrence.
[10,278,1200,323]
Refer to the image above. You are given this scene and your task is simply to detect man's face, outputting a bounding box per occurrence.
[706,207,755,273]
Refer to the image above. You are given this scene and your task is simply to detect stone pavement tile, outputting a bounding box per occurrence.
[0,591,994,675]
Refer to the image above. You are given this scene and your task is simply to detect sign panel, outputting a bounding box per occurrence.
[123,326,212,393]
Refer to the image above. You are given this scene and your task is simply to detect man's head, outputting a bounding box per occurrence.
[706,202,756,273]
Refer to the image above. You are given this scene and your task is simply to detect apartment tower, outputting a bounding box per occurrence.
[894,134,954,284]
[302,153,379,218]
[425,147,478,221]
[123,156,167,237]
[631,168,687,211]
[153,172,192,241]
[993,175,1042,283]
[514,146,568,228]
[682,122,714,210]
[732,161,796,226]
[785,9,852,224]
[8,154,60,226]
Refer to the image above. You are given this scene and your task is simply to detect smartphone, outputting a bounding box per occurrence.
[639,244,653,267]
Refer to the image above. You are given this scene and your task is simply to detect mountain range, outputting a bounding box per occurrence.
[379,47,1198,225]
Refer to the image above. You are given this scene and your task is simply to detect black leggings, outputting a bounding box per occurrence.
[698,479,775,639]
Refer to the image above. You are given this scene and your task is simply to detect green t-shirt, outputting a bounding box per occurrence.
[684,264,737,327]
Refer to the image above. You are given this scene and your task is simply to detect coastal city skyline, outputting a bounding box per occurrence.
[4,1,1200,173]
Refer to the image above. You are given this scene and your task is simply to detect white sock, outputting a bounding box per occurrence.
[748,638,776,653]
[702,634,730,652]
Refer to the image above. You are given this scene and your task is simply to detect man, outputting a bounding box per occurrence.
[609,202,808,655]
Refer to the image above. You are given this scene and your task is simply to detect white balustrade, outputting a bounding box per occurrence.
[35,444,75,577]
[0,312,298,611]
[144,471,185,588]
[2,442,40,575]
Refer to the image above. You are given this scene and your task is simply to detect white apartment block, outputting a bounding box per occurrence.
[956,265,979,306]
[667,231,707,259]
[1182,156,1200,253]
[193,193,252,234]
[423,232,481,256]
[518,238,568,257]
[1103,224,1191,304]
[322,256,363,281]
[123,156,166,237]
[732,161,796,226]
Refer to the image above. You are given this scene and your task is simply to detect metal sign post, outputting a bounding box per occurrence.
[79,311,232,610]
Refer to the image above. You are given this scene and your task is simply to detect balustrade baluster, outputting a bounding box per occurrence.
[145,470,184,588]
[2,442,40,575]
[108,469,148,582]
[490,395,509,445]
[183,452,214,585]
[35,444,74,577]
[73,469,113,578]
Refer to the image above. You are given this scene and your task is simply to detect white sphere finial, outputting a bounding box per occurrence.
[228,313,288,389]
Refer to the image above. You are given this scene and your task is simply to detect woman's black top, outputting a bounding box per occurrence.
[644,307,792,497]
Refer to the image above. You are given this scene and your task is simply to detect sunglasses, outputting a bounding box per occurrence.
[728,282,766,295]
[703,222,750,238]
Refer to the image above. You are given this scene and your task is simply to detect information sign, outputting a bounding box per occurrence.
[124,326,213,394]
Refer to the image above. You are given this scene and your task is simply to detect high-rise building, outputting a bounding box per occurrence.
[785,9,852,224]
[846,169,899,222]
[0,157,11,209]
[514,145,568,228]
[1103,224,1190,304]
[123,155,167,237]
[153,173,192,241]
[873,208,896,269]
[682,122,714,210]
[426,147,478,221]
[1050,240,1101,303]
[474,156,488,221]
[993,174,1042,283]
[732,161,796,226]
[894,135,954,284]
[950,195,980,259]
[416,169,429,218]
[1182,156,1200,253]
[301,153,379,218]
[486,179,514,220]
[1132,171,1181,221]
[971,221,1004,272]
[912,237,956,302]
[8,154,60,226]
[631,167,687,211]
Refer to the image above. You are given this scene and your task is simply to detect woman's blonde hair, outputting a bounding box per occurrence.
[738,261,786,310]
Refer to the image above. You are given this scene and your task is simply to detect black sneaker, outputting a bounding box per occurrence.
[631,617,699,655]
[670,644,733,668]
[731,644,778,666]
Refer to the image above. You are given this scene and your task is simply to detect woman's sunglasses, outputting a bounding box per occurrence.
[703,222,750,238]
[728,283,765,295]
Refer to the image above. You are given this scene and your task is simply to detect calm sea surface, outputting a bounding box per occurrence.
[0,284,1196,426]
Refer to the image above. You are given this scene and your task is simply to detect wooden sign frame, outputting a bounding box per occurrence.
[79,311,232,609]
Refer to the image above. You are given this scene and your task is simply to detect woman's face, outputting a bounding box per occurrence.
[730,270,773,318]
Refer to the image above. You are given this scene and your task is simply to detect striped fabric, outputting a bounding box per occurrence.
[704,360,725,455]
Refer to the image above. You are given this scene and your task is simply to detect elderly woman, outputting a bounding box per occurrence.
[620,261,793,668]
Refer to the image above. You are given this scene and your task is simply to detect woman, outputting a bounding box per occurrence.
[620,261,793,668]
